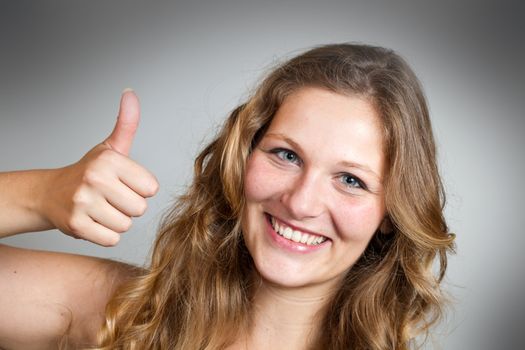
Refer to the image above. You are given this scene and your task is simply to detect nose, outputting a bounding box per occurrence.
[280,171,325,220]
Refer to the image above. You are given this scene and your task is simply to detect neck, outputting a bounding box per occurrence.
[241,277,338,349]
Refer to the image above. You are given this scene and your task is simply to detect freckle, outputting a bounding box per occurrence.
[13,270,17,274]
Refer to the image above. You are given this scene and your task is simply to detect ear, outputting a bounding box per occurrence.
[379,216,393,234]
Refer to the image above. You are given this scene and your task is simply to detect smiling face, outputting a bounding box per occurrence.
[242,87,387,292]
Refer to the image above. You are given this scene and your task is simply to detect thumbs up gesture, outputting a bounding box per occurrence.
[41,90,159,246]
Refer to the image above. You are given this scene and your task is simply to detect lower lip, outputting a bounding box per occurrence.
[265,214,330,253]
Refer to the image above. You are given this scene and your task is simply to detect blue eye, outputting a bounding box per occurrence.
[272,148,300,164]
[340,174,365,189]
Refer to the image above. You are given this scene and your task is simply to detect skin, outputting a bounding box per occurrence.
[0,244,137,349]
[239,87,387,349]
[0,90,158,246]
[0,91,155,348]
[1,88,386,349]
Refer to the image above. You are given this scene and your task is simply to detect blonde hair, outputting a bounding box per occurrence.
[95,43,455,349]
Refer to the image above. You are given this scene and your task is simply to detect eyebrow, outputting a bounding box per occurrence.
[264,133,382,180]
[265,132,304,154]
[337,160,381,180]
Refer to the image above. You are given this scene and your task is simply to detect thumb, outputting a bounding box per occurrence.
[104,89,140,155]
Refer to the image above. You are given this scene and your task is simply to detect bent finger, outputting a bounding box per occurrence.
[115,156,159,198]
[98,180,148,217]
[87,199,133,234]
[66,216,121,247]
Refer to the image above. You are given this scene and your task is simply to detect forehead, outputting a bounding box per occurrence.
[266,87,384,176]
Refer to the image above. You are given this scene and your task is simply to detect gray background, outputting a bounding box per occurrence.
[1,0,524,349]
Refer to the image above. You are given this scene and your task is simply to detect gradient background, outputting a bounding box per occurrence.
[1,0,524,348]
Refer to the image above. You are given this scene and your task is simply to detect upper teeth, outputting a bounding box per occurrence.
[271,216,327,245]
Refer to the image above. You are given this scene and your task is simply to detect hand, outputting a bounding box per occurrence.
[40,90,159,246]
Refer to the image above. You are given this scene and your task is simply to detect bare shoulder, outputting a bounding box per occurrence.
[0,243,141,349]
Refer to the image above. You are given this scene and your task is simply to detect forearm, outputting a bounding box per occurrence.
[0,91,157,246]
[0,169,56,237]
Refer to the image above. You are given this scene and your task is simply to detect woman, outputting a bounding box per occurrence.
[0,43,455,349]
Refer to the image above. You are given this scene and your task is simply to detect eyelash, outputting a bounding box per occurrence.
[271,148,301,165]
[269,147,367,191]
[339,173,367,190]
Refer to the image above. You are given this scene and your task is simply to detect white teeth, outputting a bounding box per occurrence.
[307,235,315,245]
[300,235,308,244]
[269,216,327,246]
[291,230,301,242]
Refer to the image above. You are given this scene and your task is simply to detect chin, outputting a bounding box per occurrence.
[249,246,342,292]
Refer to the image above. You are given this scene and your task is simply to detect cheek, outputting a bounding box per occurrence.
[334,199,385,241]
[244,158,266,201]
[244,154,283,202]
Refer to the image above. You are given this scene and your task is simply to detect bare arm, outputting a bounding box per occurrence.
[0,90,157,348]
[0,169,57,236]
[0,244,140,349]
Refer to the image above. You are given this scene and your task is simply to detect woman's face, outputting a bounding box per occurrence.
[242,87,386,292]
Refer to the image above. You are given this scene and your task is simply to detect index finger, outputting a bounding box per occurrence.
[115,155,159,198]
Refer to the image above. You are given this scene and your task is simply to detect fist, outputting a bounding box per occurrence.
[41,90,159,246]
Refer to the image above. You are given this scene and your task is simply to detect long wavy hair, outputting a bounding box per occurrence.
[94,43,455,349]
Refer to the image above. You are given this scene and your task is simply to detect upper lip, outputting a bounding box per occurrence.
[267,213,329,239]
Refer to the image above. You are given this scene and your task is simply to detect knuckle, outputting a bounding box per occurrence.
[135,199,148,216]
[151,179,160,195]
[82,168,101,186]
[145,177,160,197]
[102,234,120,247]
[98,149,119,163]
[117,217,133,233]
[71,188,89,206]
[65,216,83,235]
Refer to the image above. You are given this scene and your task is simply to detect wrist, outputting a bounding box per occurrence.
[28,168,59,231]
